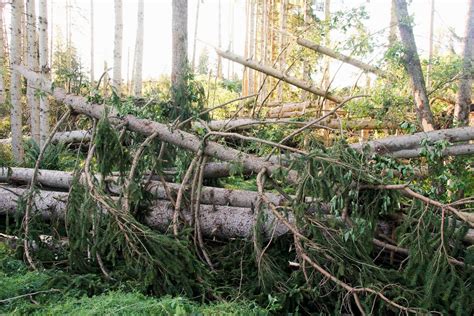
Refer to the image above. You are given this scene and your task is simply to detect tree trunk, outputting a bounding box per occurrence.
[112,0,123,93]
[191,0,200,71]
[217,0,222,79]
[14,65,300,183]
[388,0,398,45]
[26,0,40,145]
[216,49,344,103]
[454,0,474,126]
[10,0,24,163]
[171,0,188,105]
[297,38,387,77]
[133,0,144,97]
[90,0,94,83]
[0,130,91,146]
[277,0,288,100]
[0,4,5,105]
[38,0,50,147]
[394,0,436,132]
[426,0,435,89]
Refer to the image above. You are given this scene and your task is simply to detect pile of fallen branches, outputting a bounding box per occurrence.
[1,66,473,314]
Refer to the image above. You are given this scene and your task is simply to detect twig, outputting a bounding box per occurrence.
[0,289,60,303]
[23,109,71,270]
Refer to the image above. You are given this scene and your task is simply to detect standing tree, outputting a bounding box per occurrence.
[454,0,474,126]
[133,0,144,97]
[217,0,222,79]
[10,0,23,162]
[0,2,6,105]
[38,0,50,146]
[90,0,94,84]
[388,0,398,45]
[191,0,200,71]
[26,0,40,144]
[171,0,188,106]
[426,0,435,88]
[394,0,436,131]
[113,0,123,93]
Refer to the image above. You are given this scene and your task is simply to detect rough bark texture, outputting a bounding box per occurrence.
[394,0,436,132]
[353,126,474,154]
[38,0,50,147]
[388,0,398,45]
[0,130,91,146]
[171,0,188,104]
[112,0,123,92]
[0,186,289,239]
[15,66,299,183]
[389,143,474,158]
[10,0,24,163]
[216,49,343,103]
[26,0,40,144]
[195,118,398,131]
[297,38,387,77]
[0,5,5,104]
[454,0,474,126]
[133,0,144,97]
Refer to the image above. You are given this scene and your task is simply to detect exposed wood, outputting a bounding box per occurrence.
[14,66,299,183]
[454,0,474,126]
[215,48,344,103]
[394,0,436,131]
[297,38,387,78]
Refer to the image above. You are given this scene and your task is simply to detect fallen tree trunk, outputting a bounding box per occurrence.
[200,118,399,131]
[0,186,472,243]
[215,48,344,104]
[297,38,387,78]
[0,130,91,146]
[353,126,474,154]
[14,65,299,184]
[389,143,474,158]
[0,167,288,208]
[0,186,288,239]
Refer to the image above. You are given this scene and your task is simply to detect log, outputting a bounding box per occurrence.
[1,186,472,243]
[0,130,91,146]
[389,143,474,158]
[297,38,387,77]
[0,167,287,208]
[14,65,299,184]
[199,118,398,131]
[0,186,289,239]
[215,48,344,104]
[353,126,474,154]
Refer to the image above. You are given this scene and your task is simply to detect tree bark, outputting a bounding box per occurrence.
[10,0,24,163]
[133,0,144,97]
[191,0,200,71]
[277,0,288,100]
[216,49,344,103]
[0,130,92,146]
[26,0,40,144]
[394,0,436,131]
[38,0,50,147]
[112,0,123,93]
[15,66,299,183]
[0,4,5,105]
[353,126,474,154]
[171,0,188,104]
[297,38,387,77]
[389,143,474,158]
[90,0,94,83]
[454,0,474,126]
[388,0,398,45]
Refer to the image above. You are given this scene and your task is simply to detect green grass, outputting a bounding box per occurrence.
[0,243,268,315]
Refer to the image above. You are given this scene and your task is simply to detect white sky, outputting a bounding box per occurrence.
[7,0,471,84]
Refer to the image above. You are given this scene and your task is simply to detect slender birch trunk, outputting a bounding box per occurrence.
[90,0,94,84]
[38,0,50,146]
[133,0,144,97]
[10,0,24,162]
[171,0,188,105]
[191,0,200,71]
[426,0,435,89]
[394,0,436,131]
[454,0,474,126]
[0,4,6,105]
[113,0,123,93]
